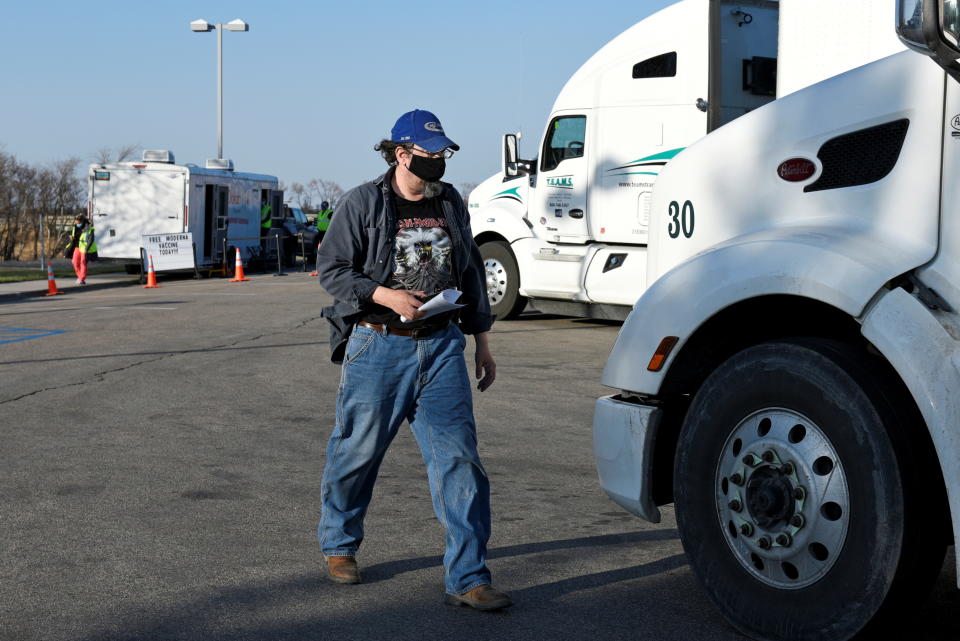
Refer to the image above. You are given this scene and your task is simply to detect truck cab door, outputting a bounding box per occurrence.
[532,112,591,244]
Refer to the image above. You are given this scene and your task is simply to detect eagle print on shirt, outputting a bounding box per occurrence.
[393,217,455,295]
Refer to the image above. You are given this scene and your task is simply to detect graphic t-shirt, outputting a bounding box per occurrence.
[363,193,457,330]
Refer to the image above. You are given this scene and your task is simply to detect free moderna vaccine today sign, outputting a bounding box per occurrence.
[142,233,196,271]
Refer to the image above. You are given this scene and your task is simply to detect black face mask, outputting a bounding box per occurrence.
[407,154,446,181]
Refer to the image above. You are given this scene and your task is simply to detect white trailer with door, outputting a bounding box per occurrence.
[88,151,282,272]
[592,0,960,639]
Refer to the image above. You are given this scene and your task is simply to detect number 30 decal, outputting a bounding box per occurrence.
[667,200,695,239]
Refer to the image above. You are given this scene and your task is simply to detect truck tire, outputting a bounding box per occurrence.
[674,340,945,641]
[480,240,526,320]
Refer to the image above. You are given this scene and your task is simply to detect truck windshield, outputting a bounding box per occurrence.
[541,116,586,172]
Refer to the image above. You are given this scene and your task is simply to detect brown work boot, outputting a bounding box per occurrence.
[324,555,361,584]
[445,584,513,611]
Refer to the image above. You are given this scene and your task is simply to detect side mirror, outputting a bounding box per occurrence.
[502,133,519,178]
[945,0,960,45]
[898,0,960,74]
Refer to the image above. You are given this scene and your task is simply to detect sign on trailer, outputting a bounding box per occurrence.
[142,232,196,271]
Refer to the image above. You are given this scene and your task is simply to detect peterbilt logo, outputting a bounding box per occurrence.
[777,158,816,182]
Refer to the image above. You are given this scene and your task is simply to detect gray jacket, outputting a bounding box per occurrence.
[317,168,493,363]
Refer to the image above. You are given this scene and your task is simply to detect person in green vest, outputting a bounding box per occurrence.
[66,214,98,285]
[260,197,273,251]
[315,201,334,232]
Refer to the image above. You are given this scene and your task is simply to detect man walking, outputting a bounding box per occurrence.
[315,109,510,611]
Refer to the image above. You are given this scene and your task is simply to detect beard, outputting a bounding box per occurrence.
[422,180,444,199]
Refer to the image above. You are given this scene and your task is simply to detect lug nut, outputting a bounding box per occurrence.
[782,462,795,475]
[743,454,758,467]
[762,450,776,463]
[740,523,754,537]
[729,499,743,512]
[776,533,793,547]
[731,472,745,486]
[793,487,805,501]
[758,536,772,550]
[790,514,805,528]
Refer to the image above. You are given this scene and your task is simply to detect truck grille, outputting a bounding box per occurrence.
[804,119,909,193]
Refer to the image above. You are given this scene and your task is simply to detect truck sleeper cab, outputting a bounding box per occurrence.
[468,0,778,320]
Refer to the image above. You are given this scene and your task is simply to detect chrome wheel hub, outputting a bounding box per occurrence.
[716,408,850,589]
[484,257,507,305]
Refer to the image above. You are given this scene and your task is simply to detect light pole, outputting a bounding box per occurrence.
[190,19,249,161]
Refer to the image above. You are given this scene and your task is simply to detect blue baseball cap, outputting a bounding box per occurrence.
[390,109,460,153]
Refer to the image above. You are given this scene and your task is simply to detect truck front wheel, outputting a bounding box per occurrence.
[479,240,526,320]
[674,340,945,641]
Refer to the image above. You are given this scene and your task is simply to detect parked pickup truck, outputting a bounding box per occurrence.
[276,205,320,265]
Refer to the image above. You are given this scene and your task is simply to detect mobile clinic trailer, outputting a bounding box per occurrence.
[88,150,282,271]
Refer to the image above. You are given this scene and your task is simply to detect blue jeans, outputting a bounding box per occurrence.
[318,323,492,595]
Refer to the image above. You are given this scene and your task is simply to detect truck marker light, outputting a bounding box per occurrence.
[647,336,679,371]
[132,164,147,168]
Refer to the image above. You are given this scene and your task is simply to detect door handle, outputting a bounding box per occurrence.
[568,209,584,219]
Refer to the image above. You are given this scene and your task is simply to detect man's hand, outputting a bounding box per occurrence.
[474,332,496,392]
[372,286,426,321]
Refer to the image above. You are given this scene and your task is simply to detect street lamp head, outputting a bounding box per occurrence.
[190,19,213,32]
[225,19,249,32]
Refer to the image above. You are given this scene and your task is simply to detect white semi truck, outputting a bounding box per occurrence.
[468,0,911,322]
[592,0,960,639]
[88,151,282,271]
[468,0,779,320]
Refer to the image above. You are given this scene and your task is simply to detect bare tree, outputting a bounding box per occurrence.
[0,151,84,262]
[115,143,138,162]
[94,144,140,164]
[289,182,309,210]
[306,179,344,212]
[94,147,112,165]
[459,182,479,203]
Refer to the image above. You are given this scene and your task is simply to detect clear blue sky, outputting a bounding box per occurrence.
[0,0,674,194]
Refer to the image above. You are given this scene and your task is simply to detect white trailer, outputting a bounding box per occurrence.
[88,150,282,270]
[592,0,960,638]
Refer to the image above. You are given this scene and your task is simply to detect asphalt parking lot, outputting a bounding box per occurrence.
[1,273,957,641]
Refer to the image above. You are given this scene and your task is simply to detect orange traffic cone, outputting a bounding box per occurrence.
[229,247,250,282]
[43,262,64,296]
[143,255,160,288]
